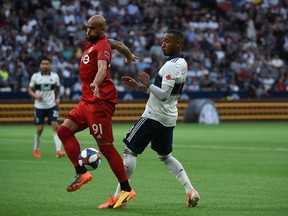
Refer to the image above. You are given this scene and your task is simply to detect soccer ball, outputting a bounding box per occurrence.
[78,148,102,171]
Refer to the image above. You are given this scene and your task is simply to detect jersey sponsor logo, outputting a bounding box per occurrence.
[41,84,52,91]
[35,84,55,91]
[88,46,93,53]
[83,54,90,64]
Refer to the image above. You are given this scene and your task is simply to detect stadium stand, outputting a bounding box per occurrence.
[0,0,287,100]
[0,0,287,124]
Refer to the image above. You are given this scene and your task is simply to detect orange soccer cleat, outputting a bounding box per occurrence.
[66,172,92,192]
[33,149,41,158]
[186,189,200,207]
[113,189,136,209]
[56,150,66,158]
[98,195,119,209]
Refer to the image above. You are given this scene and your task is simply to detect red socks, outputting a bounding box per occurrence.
[98,144,129,184]
[57,125,80,167]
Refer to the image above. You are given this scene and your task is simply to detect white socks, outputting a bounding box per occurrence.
[34,133,40,150]
[34,132,62,151]
[112,149,193,198]
[159,154,193,194]
[53,132,62,151]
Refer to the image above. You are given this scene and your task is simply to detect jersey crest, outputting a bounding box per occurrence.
[104,51,110,57]
[166,74,172,80]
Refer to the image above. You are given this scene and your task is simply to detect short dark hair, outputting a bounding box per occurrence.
[166,29,184,41]
[41,56,51,62]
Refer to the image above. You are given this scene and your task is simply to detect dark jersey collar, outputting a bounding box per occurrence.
[166,54,184,61]
[41,72,51,76]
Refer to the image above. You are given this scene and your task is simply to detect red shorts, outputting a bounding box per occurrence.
[65,100,115,143]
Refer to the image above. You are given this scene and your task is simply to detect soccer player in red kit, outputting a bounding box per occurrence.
[57,15,136,209]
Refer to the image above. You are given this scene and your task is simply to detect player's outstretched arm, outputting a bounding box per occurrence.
[108,39,139,64]
[121,76,147,92]
[138,72,172,101]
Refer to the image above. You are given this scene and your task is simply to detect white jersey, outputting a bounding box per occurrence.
[29,71,60,109]
[142,55,187,127]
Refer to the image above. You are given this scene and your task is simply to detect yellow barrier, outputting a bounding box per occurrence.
[0,101,288,123]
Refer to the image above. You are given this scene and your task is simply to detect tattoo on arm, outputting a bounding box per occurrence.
[108,39,132,60]
[108,39,118,50]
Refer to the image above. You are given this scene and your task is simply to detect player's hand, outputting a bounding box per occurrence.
[55,98,60,105]
[90,83,100,97]
[125,54,139,64]
[138,72,151,88]
[36,94,43,101]
[121,76,139,90]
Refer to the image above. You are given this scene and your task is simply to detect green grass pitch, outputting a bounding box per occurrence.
[0,123,287,216]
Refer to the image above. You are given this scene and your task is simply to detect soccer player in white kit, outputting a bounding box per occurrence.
[28,56,65,158]
[99,30,200,208]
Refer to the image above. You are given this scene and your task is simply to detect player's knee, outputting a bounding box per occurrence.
[37,128,43,134]
[51,123,59,132]
[57,125,72,141]
[158,153,172,161]
[57,125,64,139]
[123,146,138,157]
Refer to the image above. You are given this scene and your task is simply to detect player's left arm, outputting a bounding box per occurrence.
[138,72,173,102]
[108,39,139,63]
[55,74,61,105]
[55,85,60,105]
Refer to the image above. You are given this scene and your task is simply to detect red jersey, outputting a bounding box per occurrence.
[79,36,117,104]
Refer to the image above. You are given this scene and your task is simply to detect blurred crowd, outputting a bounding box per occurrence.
[0,0,288,101]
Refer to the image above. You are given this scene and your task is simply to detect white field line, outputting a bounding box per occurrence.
[0,138,91,145]
[0,159,51,163]
[0,145,287,164]
[1,138,288,152]
[175,144,288,151]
